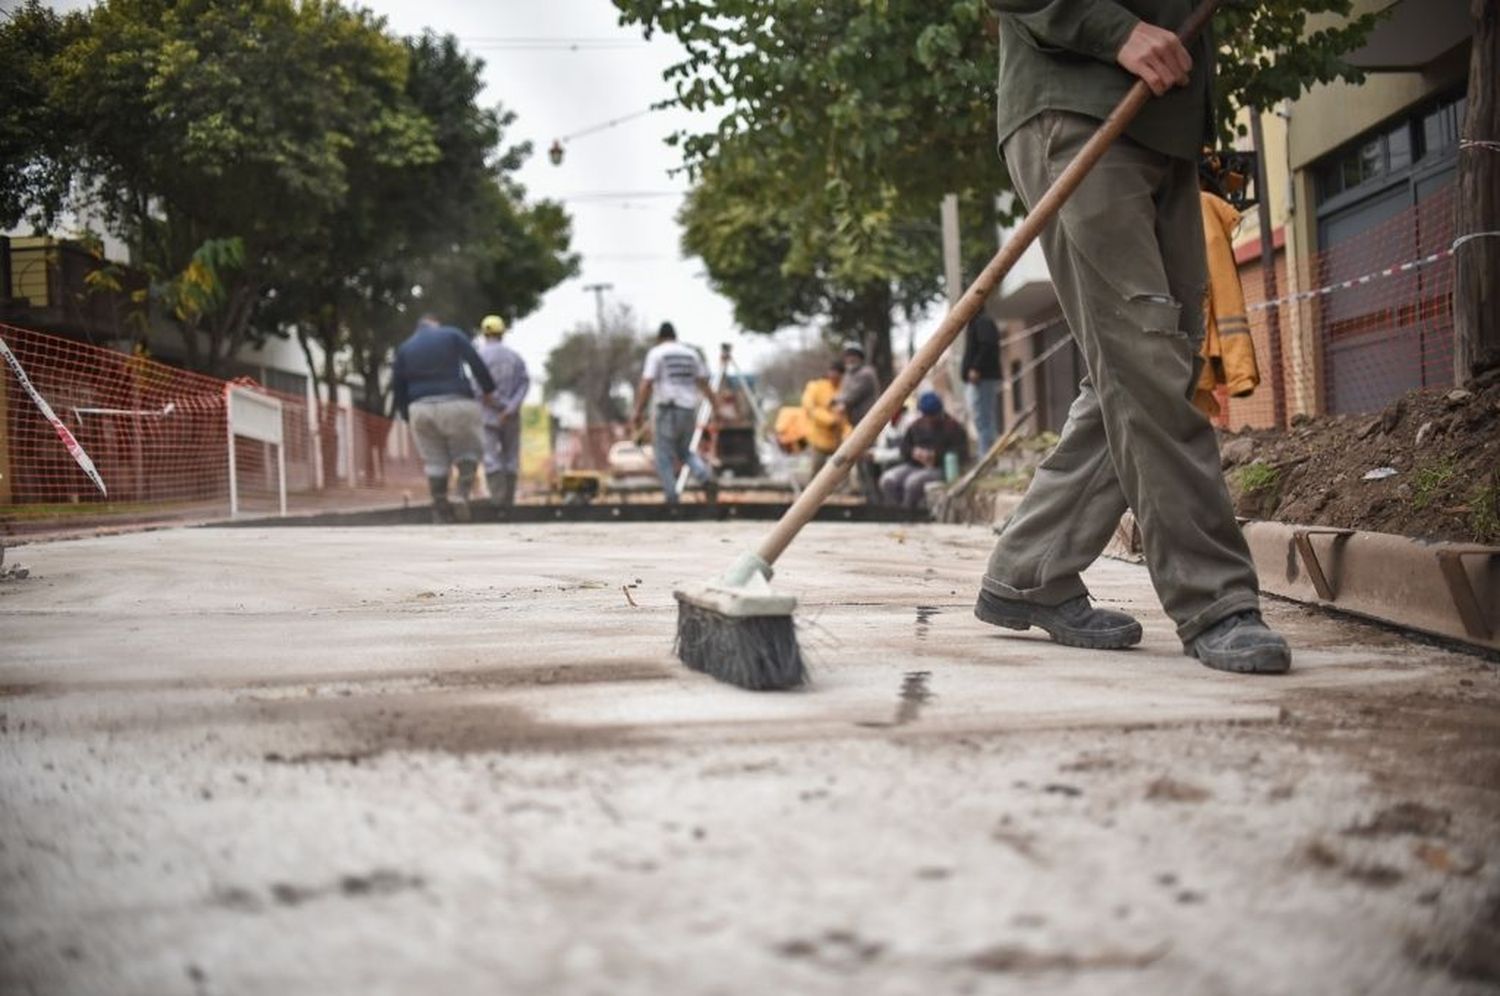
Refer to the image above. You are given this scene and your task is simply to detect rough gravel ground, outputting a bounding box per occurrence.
[1,523,1497,995]
[1218,370,1500,543]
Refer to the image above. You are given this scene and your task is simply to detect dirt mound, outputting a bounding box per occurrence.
[1220,369,1500,544]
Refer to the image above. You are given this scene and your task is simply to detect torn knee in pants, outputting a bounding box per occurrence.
[1124,294,1187,339]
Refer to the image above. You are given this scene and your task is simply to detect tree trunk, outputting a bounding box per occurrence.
[319,324,342,487]
[297,323,343,489]
[865,282,895,387]
[177,316,203,373]
[209,284,255,379]
[357,354,389,485]
[1455,0,1499,379]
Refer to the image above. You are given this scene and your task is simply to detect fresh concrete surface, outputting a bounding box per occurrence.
[1,522,1497,995]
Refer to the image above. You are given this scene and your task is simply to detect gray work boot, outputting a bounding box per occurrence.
[427,475,454,524]
[487,470,516,508]
[975,589,1142,650]
[1185,610,1291,674]
[453,460,477,523]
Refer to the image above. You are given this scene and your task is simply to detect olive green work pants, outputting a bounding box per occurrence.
[982,111,1261,642]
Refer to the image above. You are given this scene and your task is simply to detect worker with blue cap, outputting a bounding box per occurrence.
[879,389,969,509]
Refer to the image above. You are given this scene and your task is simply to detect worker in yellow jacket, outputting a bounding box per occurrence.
[801,359,850,475]
[1194,189,1261,416]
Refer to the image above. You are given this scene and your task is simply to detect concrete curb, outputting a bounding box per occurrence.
[1241,519,1498,653]
[1102,509,1499,654]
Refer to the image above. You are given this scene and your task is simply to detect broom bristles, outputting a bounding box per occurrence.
[674,597,806,691]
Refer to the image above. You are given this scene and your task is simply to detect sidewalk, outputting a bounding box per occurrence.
[1,522,1496,994]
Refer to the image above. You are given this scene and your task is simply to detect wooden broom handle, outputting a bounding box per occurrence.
[755,0,1222,568]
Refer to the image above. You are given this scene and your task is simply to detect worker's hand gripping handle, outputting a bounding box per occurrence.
[752,0,1223,569]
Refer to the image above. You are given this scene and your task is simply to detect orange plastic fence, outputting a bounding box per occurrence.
[1010,179,1463,431]
[0,322,423,518]
[1220,179,1459,429]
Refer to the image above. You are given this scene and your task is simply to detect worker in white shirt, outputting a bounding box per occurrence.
[630,322,718,504]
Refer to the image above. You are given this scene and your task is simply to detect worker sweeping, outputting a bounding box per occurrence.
[674,0,1279,690]
[974,0,1289,674]
[474,314,530,508]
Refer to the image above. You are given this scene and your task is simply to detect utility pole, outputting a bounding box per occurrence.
[1250,107,1288,427]
[939,193,970,421]
[583,282,613,330]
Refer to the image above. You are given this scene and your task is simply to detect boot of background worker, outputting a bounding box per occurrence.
[452,460,477,523]
[487,470,517,509]
[428,474,454,524]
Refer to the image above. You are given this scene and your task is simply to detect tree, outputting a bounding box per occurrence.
[1455,0,1498,378]
[0,3,85,232]
[544,304,651,425]
[755,344,838,408]
[270,32,577,410]
[613,0,1382,378]
[260,30,577,483]
[678,133,993,381]
[38,0,441,374]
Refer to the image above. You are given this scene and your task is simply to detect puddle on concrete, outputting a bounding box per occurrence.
[914,605,941,640]
[894,670,933,724]
[858,670,934,729]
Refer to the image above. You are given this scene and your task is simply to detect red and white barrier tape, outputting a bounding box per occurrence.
[1249,232,1499,314]
[1248,247,1454,313]
[0,336,108,496]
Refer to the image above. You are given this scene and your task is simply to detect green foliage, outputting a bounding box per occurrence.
[0,2,577,389]
[755,345,839,407]
[1234,461,1280,495]
[1211,2,1385,141]
[264,30,578,413]
[0,2,86,230]
[1410,458,1457,511]
[163,237,245,325]
[1467,477,1500,544]
[543,305,651,424]
[614,0,1382,366]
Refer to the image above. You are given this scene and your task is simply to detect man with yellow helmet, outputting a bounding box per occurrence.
[475,313,530,507]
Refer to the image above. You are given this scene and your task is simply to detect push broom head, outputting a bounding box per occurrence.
[674,553,805,691]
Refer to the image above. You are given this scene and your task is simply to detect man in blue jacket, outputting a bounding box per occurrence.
[392,315,497,522]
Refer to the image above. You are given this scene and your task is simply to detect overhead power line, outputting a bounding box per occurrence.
[458,36,646,51]
[552,190,685,201]
[555,107,661,144]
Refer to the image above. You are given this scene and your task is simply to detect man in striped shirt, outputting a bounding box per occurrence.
[631,322,718,504]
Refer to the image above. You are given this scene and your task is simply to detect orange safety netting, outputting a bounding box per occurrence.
[0,322,424,520]
[1005,179,1464,432]
[1211,180,1459,429]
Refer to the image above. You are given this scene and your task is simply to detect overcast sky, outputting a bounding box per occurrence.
[21,0,1040,398]
[358,0,750,367]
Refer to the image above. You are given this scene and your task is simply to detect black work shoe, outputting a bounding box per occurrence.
[975,589,1142,650]
[1185,611,1291,674]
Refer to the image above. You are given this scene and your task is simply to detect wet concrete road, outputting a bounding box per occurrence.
[2,523,1497,994]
